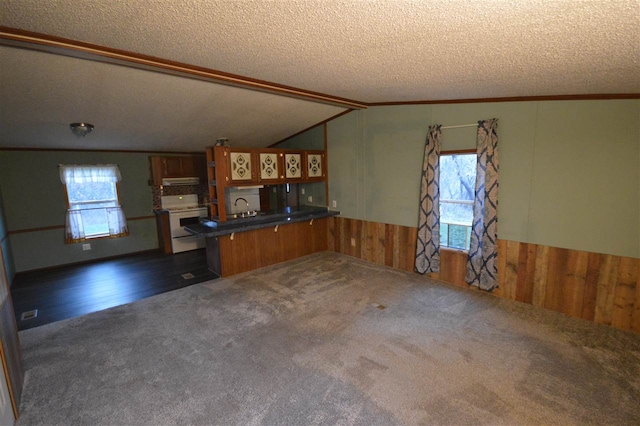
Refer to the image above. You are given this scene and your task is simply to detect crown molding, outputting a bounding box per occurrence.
[0,26,367,110]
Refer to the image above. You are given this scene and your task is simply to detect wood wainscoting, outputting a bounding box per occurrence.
[213,217,328,277]
[328,217,640,334]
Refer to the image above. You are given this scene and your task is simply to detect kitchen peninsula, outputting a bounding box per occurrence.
[185,205,338,277]
[184,144,337,277]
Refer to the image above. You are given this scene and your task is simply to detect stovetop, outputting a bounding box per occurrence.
[160,194,203,211]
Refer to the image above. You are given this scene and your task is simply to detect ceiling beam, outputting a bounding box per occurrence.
[0,26,368,110]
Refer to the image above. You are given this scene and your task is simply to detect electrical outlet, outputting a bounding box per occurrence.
[350,237,356,247]
[301,188,305,195]
[332,200,337,208]
[82,243,91,251]
[307,196,313,203]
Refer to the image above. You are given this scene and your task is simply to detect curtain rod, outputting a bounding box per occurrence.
[441,123,477,130]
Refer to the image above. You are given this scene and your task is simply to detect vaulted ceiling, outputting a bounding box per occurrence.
[1,1,638,152]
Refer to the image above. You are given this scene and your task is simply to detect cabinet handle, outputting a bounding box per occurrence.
[309,219,314,225]
[274,225,279,232]
[230,232,235,240]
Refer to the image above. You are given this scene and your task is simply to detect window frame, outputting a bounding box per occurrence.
[58,164,129,244]
[62,172,124,241]
[439,149,476,252]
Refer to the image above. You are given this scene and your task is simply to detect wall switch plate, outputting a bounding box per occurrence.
[307,196,313,203]
[351,237,356,247]
[301,188,305,195]
[332,200,337,208]
[82,243,91,251]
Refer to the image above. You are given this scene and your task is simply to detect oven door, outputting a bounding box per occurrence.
[168,210,206,238]
[167,208,207,253]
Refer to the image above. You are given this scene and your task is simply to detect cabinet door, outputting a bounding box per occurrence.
[258,151,284,183]
[305,151,325,180]
[150,156,207,185]
[179,157,196,177]
[176,156,207,179]
[164,157,184,177]
[284,152,303,180]
[228,150,255,183]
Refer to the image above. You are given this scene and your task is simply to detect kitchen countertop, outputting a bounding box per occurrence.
[184,206,339,238]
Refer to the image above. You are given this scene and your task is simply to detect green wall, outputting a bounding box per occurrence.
[0,150,159,272]
[277,125,325,150]
[327,100,640,258]
[0,186,15,284]
[275,124,328,208]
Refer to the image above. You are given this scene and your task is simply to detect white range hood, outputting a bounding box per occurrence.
[161,177,200,186]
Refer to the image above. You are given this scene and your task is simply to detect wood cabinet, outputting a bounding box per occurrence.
[154,211,172,255]
[304,150,326,181]
[227,149,256,184]
[284,152,304,182]
[206,145,328,221]
[257,149,284,183]
[149,155,206,185]
[207,217,328,276]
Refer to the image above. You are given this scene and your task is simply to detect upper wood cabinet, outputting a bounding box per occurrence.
[257,149,284,183]
[227,149,256,184]
[207,146,327,221]
[149,155,206,185]
[284,152,304,182]
[304,151,326,181]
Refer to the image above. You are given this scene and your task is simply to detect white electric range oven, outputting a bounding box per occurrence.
[161,195,208,253]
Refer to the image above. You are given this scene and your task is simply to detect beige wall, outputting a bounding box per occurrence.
[327,99,640,258]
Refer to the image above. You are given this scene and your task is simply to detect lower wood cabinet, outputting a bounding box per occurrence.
[206,218,328,277]
[154,211,172,255]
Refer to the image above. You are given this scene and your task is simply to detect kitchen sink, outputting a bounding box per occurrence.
[226,210,263,219]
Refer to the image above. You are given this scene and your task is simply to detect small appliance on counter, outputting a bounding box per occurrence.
[161,194,207,253]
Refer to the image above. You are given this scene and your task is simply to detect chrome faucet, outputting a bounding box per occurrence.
[233,197,257,217]
[234,197,249,208]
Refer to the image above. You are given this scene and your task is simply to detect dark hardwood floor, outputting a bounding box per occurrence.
[11,249,218,331]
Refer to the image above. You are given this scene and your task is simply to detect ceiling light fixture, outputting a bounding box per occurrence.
[70,122,94,137]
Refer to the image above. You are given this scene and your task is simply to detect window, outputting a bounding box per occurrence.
[439,153,476,250]
[60,165,129,243]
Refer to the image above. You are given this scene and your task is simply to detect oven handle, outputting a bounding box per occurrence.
[173,234,200,240]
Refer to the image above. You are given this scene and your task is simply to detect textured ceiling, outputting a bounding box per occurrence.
[0,46,344,151]
[1,0,639,151]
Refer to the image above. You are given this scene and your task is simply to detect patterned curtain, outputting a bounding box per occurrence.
[466,119,499,290]
[415,125,442,274]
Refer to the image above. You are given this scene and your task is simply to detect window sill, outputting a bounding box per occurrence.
[440,246,468,254]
